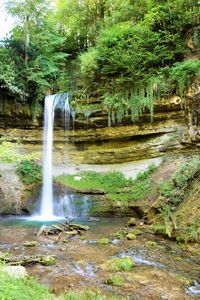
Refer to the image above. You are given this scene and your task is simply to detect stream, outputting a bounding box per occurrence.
[0,216,200,299]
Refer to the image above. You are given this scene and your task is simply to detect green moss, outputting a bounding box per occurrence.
[23,241,38,247]
[40,255,56,266]
[146,241,157,247]
[152,224,166,235]
[126,233,136,240]
[101,257,135,272]
[98,238,110,245]
[127,218,137,226]
[105,275,124,286]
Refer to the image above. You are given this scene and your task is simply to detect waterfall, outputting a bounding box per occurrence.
[29,92,90,222]
[40,93,70,220]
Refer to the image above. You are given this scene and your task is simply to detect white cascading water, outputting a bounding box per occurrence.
[40,93,70,220]
[29,93,89,221]
[40,95,59,219]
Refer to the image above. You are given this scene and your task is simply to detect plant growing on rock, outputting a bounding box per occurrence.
[16,160,42,185]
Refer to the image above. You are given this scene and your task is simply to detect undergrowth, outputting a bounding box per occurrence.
[0,268,124,300]
[153,157,200,241]
[16,160,42,185]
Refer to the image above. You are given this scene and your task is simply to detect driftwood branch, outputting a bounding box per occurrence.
[37,222,89,240]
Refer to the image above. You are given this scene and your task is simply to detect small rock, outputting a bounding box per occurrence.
[2,266,28,279]
[98,238,110,245]
[40,255,56,266]
[147,241,157,247]
[63,240,69,244]
[60,247,67,252]
[127,218,137,227]
[129,229,143,236]
[74,176,82,181]
[87,217,100,222]
[23,241,38,247]
[126,233,136,240]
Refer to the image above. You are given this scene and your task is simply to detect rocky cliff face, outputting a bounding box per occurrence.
[0,85,199,164]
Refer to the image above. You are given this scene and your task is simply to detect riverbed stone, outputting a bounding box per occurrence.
[126,233,136,240]
[1,266,28,279]
[23,241,38,247]
[127,217,137,226]
[40,255,56,266]
[98,238,110,245]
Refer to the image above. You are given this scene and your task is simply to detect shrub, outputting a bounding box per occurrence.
[16,160,42,185]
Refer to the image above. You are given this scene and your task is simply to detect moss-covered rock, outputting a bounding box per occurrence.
[105,275,124,286]
[127,217,137,226]
[40,255,56,266]
[98,238,110,245]
[23,241,38,247]
[101,257,135,272]
[126,233,136,240]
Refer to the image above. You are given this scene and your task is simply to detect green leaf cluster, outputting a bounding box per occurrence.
[16,160,42,185]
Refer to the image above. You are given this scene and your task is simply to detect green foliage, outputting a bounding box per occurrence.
[130,164,157,201]
[193,26,200,53]
[56,171,132,194]
[105,274,124,286]
[0,136,40,163]
[1,0,199,119]
[161,60,200,96]
[159,158,200,207]
[152,224,166,235]
[0,267,122,300]
[154,157,200,239]
[0,271,54,300]
[0,141,21,163]
[101,256,135,272]
[1,0,67,105]
[56,164,157,207]
[16,160,42,185]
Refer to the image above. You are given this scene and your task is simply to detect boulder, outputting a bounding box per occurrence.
[1,266,28,279]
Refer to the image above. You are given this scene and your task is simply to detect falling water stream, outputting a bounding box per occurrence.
[38,93,71,220]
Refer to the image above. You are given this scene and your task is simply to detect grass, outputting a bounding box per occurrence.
[56,171,132,193]
[56,164,157,207]
[0,271,54,300]
[0,267,124,300]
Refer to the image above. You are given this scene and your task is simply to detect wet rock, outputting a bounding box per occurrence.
[1,266,28,279]
[98,238,110,245]
[127,217,137,227]
[147,241,158,247]
[126,233,136,240]
[40,255,56,266]
[23,241,38,247]
[129,229,143,236]
[101,257,135,272]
